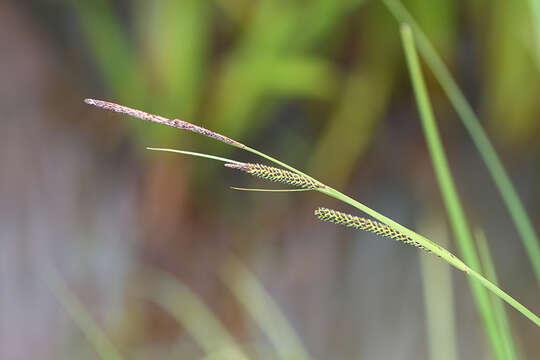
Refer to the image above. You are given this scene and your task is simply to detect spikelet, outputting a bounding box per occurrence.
[315,207,430,252]
[225,163,325,190]
[84,99,244,148]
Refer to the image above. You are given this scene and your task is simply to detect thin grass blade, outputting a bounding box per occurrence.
[220,255,312,360]
[400,23,507,359]
[140,268,249,360]
[42,262,123,360]
[476,230,520,360]
[146,147,244,165]
[383,0,540,285]
[418,217,458,360]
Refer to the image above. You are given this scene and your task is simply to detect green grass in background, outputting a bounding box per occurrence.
[418,215,458,360]
[68,0,540,357]
[43,262,123,360]
[528,0,540,68]
[220,255,312,360]
[400,23,514,359]
[476,229,519,360]
[141,268,250,360]
[385,0,540,286]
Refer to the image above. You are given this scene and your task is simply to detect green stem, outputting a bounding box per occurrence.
[146,125,540,327]
[325,170,540,327]
[401,23,507,357]
[231,140,540,327]
[324,188,470,271]
[147,147,244,164]
[468,268,539,326]
[323,177,539,327]
[90,98,540,327]
[383,0,540,286]
[43,262,123,360]
[476,230,519,360]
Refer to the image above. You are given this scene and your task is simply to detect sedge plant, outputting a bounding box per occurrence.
[84,97,540,328]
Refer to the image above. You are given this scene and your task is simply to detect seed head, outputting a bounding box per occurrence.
[84,99,244,147]
[225,163,324,190]
[315,207,430,252]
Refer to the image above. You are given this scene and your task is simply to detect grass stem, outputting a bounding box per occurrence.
[42,262,123,360]
[85,97,540,327]
[400,23,513,358]
[383,0,540,285]
[476,230,519,360]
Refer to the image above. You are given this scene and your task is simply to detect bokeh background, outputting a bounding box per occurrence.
[1,0,540,359]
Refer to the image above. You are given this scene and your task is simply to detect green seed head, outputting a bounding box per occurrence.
[315,207,430,252]
[225,163,324,190]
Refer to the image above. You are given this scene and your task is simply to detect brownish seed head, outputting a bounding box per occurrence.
[84,99,244,147]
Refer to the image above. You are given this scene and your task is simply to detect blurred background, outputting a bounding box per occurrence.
[1,0,539,359]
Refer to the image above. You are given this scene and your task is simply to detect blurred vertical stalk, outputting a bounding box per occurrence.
[134,0,210,119]
[42,262,123,360]
[72,0,145,104]
[529,0,540,67]
[400,24,506,359]
[479,1,540,144]
[309,2,398,186]
[220,255,312,360]
[418,216,457,360]
[475,230,519,360]
[142,269,249,360]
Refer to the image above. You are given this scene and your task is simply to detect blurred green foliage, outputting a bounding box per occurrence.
[481,0,540,143]
[72,0,539,186]
[21,0,540,358]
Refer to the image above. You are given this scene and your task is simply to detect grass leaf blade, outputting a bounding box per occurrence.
[400,23,507,359]
[220,255,312,360]
[476,230,520,360]
[42,262,123,360]
[418,218,458,360]
[146,147,244,165]
[141,269,250,360]
[383,0,540,285]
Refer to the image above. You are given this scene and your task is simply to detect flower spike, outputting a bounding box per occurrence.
[225,163,325,190]
[315,207,432,253]
[84,99,244,148]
